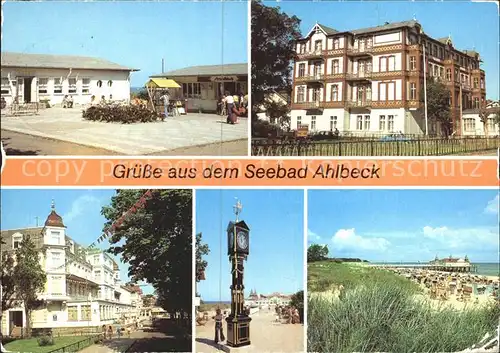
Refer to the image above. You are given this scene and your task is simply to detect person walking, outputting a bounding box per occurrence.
[160,90,170,119]
[214,308,225,344]
[224,91,234,124]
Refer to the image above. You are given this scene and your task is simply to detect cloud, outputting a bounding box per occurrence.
[63,194,102,223]
[308,229,321,242]
[422,225,498,250]
[484,195,499,215]
[331,228,391,252]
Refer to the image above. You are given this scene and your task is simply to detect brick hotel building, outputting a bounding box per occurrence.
[290,20,487,135]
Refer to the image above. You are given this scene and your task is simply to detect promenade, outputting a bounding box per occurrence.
[196,310,303,353]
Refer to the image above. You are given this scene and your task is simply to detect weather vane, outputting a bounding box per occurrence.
[233,198,242,222]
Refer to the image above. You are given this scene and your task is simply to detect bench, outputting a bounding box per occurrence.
[9,102,39,116]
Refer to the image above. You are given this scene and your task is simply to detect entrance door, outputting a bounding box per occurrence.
[23,77,33,103]
[9,311,23,335]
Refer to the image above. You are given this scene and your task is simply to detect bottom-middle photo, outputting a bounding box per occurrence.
[195,189,305,353]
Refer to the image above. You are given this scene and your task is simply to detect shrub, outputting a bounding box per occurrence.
[82,105,162,124]
[37,335,55,347]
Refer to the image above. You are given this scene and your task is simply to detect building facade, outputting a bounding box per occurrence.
[150,63,248,113]
[290,20,487,136]
[0,202,139,336]
[1,52,138,106]
[245,290,292,308]
[462,101,500,136]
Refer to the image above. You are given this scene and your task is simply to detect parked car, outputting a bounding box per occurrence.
[379,133,412,142]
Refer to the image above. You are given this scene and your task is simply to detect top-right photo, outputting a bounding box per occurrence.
[251,0,500,156]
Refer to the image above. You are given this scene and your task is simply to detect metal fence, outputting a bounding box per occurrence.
[46,335,100,353]
[251,137,500,156]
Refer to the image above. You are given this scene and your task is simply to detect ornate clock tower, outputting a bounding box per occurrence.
[226,199,251,348]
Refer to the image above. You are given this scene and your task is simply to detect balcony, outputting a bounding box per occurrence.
[297,49,325,60]
[43,293,71,301]
[295,73,325,83]
[345,71,372,80]
[293,101,323,110]
[347,46,374,57]
[346,100,372,108]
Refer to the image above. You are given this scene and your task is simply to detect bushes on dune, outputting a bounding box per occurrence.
[308,278,500,353]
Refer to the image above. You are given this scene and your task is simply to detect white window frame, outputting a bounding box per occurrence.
[356,115,363,130]
[296,116,302,129]
[311,116,316,131]
[82,78,91,94]
[68,78,77,94]
[1,77,11,95]
[38,78,49,95]
[330,116,337,131]
[463,118,475,132]
[379,115,386,131]
[53,78,63,94]
[363,115,370,131]
[388,115,395,132]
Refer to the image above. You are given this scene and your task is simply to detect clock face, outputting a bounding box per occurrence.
[237,231,248,250]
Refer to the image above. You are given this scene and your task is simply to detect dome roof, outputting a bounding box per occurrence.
[44,200,65,228]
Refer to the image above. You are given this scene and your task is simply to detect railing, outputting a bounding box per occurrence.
[46,334,101,353]
[296,73,324,82]
[296,101,322,109]
[251,137,500,156]
[347,46,374,55]
[297,50,324,59]
[346,100,372,108]
[346,71,373,80]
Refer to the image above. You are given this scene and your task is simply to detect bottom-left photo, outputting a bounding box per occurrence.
[0,189,193,353]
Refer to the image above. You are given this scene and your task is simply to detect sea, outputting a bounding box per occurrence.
[371,262,499,277]
[203,301,231,305]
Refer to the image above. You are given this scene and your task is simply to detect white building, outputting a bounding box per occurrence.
[245,290,292,308]
[1,52,138,106]
[0,201,138,336]
[290,20,487,136]
[150,63,248,113]
[462,101,500,136]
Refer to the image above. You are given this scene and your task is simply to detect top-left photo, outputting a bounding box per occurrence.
[0,1,249,156]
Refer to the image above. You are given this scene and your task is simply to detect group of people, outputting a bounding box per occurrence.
[101,322,137,340]
[89,94,114,107]
[275,305,300,324]
[219,91,248,125]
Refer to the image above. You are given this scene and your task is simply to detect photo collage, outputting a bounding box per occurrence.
[0,1,499,353]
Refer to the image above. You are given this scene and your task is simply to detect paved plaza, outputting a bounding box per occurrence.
[0,108,248,155]
[196,311,304,353]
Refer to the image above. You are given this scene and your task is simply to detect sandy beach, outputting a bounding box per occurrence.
[380,267,499,310]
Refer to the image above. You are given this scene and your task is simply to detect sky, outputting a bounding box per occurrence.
[196,189,304,302]
[1,189,154,294]
[270,0,500,100]
[2,1,248,87]
[308,189,499,263]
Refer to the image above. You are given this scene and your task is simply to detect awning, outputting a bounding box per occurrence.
[145,78,181,88]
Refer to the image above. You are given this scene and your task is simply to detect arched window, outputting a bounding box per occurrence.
[97,80,103,87]
[107,80,113,87]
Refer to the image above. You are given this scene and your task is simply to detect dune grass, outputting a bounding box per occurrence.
[307,262,500,353]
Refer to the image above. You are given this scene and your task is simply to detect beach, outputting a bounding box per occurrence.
[307,261,500,353]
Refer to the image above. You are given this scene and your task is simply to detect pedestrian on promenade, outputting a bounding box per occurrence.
[107,325,113,339]
[214,308,225,344]
[160,90,170,119]
[101,324,107,340]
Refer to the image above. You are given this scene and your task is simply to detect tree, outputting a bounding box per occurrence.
[142,294,157,307]
[290,290,304,323]
[251,0,302,136]
[195,233,210,285]
[424,80,452,136]
[307,244,329,263]
[11,235,47,337]
[133,88,149,100]
[101,189,192,320]
[1,236,17,338]
[478,104,490,136]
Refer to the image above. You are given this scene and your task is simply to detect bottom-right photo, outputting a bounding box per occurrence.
[307,190,500,353]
